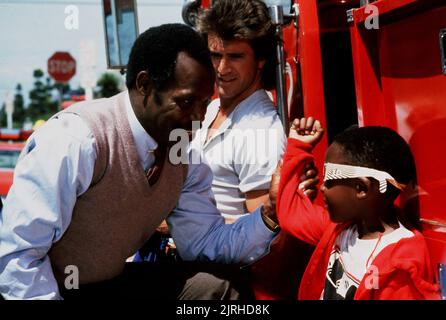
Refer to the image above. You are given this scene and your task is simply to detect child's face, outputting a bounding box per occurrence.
[320,143,365,223]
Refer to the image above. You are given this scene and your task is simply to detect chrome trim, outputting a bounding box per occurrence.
[347,8,354,23]
[269,5,290,134]
[439,264,446,300]
[182,0,201,27]
[440,28,446,75]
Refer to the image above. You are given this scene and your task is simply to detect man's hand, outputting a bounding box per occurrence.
[268,160,282,211]
[261,160,283,230]
[289,117,324,147]
[262,158,320,230]
[263,140,321,229]
[155,220,171,236]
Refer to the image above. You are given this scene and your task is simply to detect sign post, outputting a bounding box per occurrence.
[79,40,97,101]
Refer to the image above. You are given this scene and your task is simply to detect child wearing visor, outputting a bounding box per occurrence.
[275,117,440,300]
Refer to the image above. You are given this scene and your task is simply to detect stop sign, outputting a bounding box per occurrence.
[48,51,76,83]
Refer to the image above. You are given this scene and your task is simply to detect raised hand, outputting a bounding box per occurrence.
[289,117,324,147]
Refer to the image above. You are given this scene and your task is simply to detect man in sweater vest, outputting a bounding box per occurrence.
[0,24,282,300]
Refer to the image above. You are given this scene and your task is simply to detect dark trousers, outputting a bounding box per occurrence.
[60,261,253,300]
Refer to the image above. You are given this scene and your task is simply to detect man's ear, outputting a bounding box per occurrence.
[257,59,266,70]
[355,177,371,199]
[135,71,152,96]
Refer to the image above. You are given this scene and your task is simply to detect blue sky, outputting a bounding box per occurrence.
[0,0,184,107]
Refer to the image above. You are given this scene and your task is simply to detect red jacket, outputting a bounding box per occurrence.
[277,138,440,300]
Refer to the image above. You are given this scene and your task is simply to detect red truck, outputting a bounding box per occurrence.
[0,141,24,200]
[183,0,446,298]
[0,128,31,199]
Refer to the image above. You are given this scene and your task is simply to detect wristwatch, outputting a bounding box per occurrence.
[261,210,281,232]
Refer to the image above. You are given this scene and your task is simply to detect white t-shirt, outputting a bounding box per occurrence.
[322,222,414,300]
[191,90,286,219]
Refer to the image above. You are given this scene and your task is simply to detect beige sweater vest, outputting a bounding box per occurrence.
[48,92,188,284]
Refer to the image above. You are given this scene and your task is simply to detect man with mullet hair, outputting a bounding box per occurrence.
[183,0,315,299]
[194,0,286,221]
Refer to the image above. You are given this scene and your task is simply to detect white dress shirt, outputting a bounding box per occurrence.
[0,91,276,300]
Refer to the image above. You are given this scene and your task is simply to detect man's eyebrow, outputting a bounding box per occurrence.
[227,52,245,58]
[174,91,195,99]
[210,51,245,57]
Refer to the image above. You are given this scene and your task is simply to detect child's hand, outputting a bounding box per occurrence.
[299,162,320,202]
[289,117,324,147]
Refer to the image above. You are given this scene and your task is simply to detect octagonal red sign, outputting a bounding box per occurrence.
[47,51,76,83]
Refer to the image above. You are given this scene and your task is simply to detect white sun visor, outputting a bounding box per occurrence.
[323,162,406,193]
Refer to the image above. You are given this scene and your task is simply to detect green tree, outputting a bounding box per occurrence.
[96,72,121,98]
[76,86,85,95]
[53,82,71,100]
[13,83,26,127]
[27,69,58,122]
[0,102,5,127]
[0,85,25,128]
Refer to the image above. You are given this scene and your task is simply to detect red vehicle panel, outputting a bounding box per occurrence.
[190,0,446,296]
[348,0,446,277]
[0,142,24,198]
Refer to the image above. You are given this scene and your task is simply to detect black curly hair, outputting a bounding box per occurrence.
[196,0,277,90]
[333,126,420,230]
[333,126,416,187]
[126,23,213,91]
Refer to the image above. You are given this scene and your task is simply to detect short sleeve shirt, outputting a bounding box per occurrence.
[191,90,286,218]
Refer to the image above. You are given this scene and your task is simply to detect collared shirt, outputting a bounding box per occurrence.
[0,91,276,300]
[192,90,286,218]
[125,93,158,171]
